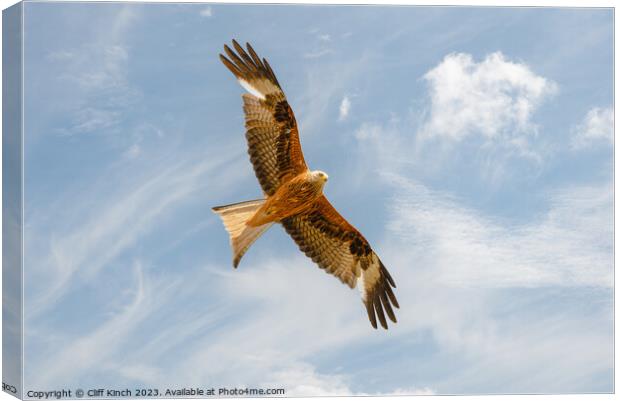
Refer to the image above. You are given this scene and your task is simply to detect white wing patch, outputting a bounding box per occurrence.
[357,265,367,301]
[239,79,266,100]
[358,254,381,302]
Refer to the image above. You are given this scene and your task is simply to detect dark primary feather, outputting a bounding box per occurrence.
[220,39,282,91]
[365,262,399,329]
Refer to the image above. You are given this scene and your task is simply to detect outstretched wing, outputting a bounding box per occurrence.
[220,40,307,196]
[281,196,399,329]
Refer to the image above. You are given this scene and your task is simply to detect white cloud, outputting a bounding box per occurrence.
[388,387,436,395]
[268,363,434,396]
[571,106,614,149]
[318,33,331,42]
[420,52,557,145]
[199,6,212,18]
[352,53,559,184]
[267,362,354,396]
[338,95,351,121]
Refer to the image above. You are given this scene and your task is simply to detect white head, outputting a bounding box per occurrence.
[311,170,329,185]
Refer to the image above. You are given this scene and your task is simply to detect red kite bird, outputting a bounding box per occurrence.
[213,40,399,329]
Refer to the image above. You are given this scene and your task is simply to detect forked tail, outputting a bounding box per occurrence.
[212,199,273,267]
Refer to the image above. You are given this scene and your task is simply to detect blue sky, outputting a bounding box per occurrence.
[20,2,612,395]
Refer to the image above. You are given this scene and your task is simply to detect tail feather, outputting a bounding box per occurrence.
[212,199,272,267]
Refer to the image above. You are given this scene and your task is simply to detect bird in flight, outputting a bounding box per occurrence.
[212,40,399,329]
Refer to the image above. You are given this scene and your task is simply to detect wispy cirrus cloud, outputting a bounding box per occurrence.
[378,173,612,392]
[116,257,437,395]
[571,106,614,149]
[26,146,246,317]
[32,262,158,385]
[27,250,436,395]
[67,107,122,134]
[385,173,613,289]
[302,48,333,59]
[47,5,141,136]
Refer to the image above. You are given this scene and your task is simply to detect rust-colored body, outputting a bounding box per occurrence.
[247,171,326,226]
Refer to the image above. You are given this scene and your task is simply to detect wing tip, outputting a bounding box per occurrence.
[374,295,389,329]
[363,259,399,330]
[365,301,378,329]
[220,40,282,92]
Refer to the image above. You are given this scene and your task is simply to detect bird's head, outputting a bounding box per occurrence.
[311,170,329,186]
